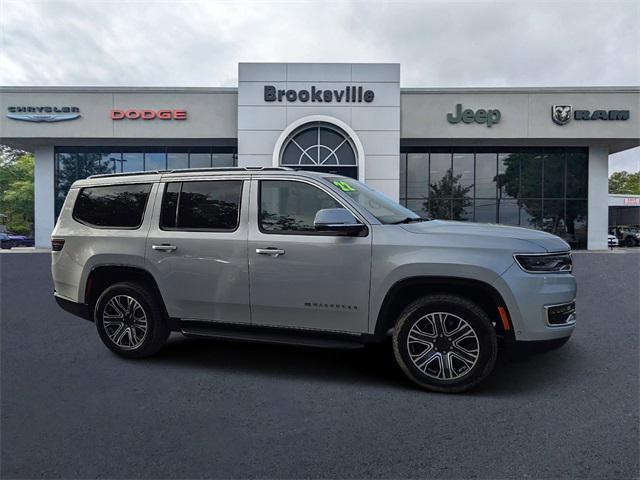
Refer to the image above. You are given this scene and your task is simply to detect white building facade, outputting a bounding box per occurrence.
[1,63,638,249]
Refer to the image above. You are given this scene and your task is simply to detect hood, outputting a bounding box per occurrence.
[400,220,570,252]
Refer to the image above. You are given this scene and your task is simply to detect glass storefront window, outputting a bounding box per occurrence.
[519,151,543,198]
[100,153,119,175]
[541,199,566,237]
[145,152,167,171]
[497,153,516,199]
[566,151,588,198]
[498,199,519,226]
[189,153,211,168]
[429,153,452,197]
[406,154,428,199]
[519,199,543,230]
[167,152,188,170]
[400,147,588,248]
[566,200,588,248]
[399,153,407,200]
[122,152,144,173]
[452,153,474,196]
[475,199,497,223]
[543,151,565,198]
[212,153,236,168]
[406,199,430,219]
[54,146,237,219]
[475,153,497,198]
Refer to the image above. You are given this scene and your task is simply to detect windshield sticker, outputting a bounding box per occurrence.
[333,180,357,192]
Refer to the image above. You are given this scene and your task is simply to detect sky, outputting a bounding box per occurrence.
[0,0,638,171]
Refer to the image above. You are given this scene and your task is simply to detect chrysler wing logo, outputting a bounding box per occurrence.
[552,105,572,125]
[6,106,81,123]
[6,113,81,123]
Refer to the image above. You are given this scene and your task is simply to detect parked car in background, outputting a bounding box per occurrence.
[608,233,619,248]
[6,232,35,247]
[0,233,17,249]
[613,226,640,247]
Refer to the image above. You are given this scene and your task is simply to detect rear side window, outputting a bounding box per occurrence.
[160,180,242,231]
[73,184,152,228]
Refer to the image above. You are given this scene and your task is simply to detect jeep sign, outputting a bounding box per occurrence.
[447,104,501,127]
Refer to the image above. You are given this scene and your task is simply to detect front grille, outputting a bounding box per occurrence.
[545,301,576,326]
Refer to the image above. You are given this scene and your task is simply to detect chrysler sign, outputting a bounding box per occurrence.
[6,106,81,123]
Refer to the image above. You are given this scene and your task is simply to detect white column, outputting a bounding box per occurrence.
[587,146,609,250]
[34,145,55,248]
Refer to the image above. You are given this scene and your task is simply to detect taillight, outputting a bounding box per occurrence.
[51,238,65,251]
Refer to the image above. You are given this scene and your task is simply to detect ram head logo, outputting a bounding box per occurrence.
[552,105,572,126]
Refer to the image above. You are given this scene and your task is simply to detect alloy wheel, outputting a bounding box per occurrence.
[102,295,148,350]
[406,312,480,380]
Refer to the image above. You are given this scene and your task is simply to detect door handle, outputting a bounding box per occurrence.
[152,244,177,252]
[256,248,285,257]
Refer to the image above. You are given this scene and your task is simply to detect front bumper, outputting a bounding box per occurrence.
[492,261,577,342]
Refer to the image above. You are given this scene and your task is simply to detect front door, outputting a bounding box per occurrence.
[146,177,251,324]
[248,177,372,334]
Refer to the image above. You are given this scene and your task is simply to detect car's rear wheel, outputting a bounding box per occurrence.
[625,237,636,247]
[392,294,497,393]
[94,282,169,358]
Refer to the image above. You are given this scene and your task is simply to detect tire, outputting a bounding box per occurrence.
[94,282,169,359]
[624,237,635,247]
[392,294,498,393]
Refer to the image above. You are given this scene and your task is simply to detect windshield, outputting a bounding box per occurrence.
[324,176,424,224]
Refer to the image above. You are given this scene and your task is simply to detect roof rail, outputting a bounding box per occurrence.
[88,166,293,179]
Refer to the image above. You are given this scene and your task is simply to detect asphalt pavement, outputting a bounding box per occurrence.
[1,250,639,479]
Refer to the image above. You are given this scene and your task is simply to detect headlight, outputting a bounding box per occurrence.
[514,252,572,273]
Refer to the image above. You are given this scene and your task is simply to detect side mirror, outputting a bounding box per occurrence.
[314,208,365,235]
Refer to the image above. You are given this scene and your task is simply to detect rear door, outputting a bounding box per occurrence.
[247,176,372,334]
[145,175,251,324]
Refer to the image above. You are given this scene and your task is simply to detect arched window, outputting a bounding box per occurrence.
[280,122,357,167]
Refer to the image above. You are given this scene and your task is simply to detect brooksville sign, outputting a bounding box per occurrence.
[264,85,374,103]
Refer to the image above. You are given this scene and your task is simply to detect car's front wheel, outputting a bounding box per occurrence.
[94,282,169,358]
[392,294,498,393]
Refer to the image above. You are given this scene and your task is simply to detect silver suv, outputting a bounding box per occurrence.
[52,167,576,392]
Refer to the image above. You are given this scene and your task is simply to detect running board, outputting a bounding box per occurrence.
[180,322,366,349]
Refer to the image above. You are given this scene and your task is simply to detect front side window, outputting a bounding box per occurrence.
[160,180,242,231]
[260,180,342,233]
[73,183,152,228]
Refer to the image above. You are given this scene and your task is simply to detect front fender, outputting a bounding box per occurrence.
[369,260,509,334]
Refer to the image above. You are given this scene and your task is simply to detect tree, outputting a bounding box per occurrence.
[0,145,34,235]
[423,169,473,220]
[609,171,640,195]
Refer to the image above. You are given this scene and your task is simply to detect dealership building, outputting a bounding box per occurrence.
[1,63,638,249]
